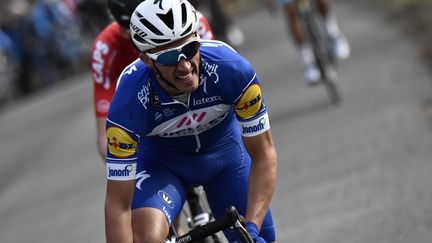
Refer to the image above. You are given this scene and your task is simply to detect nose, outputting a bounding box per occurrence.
[176,58,192,70]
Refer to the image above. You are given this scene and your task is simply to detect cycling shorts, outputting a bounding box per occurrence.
[131,135,275,242]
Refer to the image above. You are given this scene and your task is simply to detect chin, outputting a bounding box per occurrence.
[183,82,199,93]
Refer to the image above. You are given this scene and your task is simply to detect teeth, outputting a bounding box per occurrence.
[178,73,192,79]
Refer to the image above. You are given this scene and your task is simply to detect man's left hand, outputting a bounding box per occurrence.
[246,222,267,243]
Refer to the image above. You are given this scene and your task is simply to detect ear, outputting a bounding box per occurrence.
[140,53,154,69]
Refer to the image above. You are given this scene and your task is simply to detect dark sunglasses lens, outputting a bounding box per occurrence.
[156,41,200,65]
[182,41,200,59]
[156,51,181,65]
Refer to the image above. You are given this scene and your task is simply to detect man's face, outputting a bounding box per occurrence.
[142,33,201,95]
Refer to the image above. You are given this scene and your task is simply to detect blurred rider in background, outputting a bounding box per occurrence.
[267,0,350,85]
[190,0,244,48]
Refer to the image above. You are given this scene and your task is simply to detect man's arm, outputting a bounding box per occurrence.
[96,117,108,160]
[242,130,278,228]
[105,179,135,243]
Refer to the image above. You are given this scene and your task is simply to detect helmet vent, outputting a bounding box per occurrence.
[157,9,174,30]
[133,34,147,44]
[139,18,163,35]
[181,3,187,27]
[180,23,192,37]
[150,38,172,44]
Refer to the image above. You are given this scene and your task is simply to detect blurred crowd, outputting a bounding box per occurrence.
[0,0,253,106]
[0,0,111,104]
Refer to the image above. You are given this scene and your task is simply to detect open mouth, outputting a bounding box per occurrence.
[176,71,195,85]
[177,72,193,80]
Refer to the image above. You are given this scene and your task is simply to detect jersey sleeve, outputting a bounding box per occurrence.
[105,117,139,181]
[222,58,271,137]
[105,76,141,181]
[104,64,150,180]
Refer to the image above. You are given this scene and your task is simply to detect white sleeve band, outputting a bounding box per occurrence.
[106,163,137,181]
[238,112,270,137]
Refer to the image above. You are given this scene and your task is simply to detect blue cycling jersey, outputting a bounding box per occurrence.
[106,40,270,179]
[104,40,276,242]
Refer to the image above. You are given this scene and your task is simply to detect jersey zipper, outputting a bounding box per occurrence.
[173,94,202,153]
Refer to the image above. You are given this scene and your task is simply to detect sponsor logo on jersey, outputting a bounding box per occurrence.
[239,113,270,137]
[106,163,136,180]
[154,112,163,121]
[137,82,150,109]
[163,108,176,117]
[158,190,174,209]
[107,127,137,157]
[135,170,151,190]
[147,105,231,137]
[161,113,227,137]
[108,164,133,177]
[202,62,220,83]
[177,112,207,128]
[162,206,172,224]
[242,117,266,134]
[124,64,137,75]
[96,99,110,114]
[92,40,110,89]
[235,84,262,119]
[192,95,222,106]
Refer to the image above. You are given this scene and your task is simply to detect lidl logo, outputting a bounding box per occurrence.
[107,127,137,157]
[235,84,262,119]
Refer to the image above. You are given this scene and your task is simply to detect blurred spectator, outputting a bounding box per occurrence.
[1,0,33,96]
[0,29,16,102]
[30,0,82,86]
[75,0,111,38]
[0,0,111,107]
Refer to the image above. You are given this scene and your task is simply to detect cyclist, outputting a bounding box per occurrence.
[91,0,214,160]
[269,0,350,85]
[104,0,277,242]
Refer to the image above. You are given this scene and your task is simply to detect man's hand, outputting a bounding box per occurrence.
[246,222,267,243]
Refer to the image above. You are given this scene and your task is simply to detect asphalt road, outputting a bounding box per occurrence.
[1,1,432,243]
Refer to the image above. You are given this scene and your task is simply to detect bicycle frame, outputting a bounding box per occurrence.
[184,187,223,243]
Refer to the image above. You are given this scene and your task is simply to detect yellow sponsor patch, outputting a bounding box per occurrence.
[235,84,262,119]
[107,127,137,158]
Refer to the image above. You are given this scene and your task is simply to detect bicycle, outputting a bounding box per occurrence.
[166,206,254,243]
[295,0,342,105]
[183,187,224,243]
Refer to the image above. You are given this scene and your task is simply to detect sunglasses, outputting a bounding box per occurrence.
[146,36,201,66]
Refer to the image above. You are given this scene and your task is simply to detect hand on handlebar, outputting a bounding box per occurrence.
[246,222,267,243]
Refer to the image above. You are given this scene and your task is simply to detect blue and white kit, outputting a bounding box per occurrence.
[106,40,275,242]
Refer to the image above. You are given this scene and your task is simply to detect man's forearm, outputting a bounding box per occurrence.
[246,156,277,227]
[105,206,133,243]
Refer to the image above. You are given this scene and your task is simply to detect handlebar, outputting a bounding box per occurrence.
[175,206,254,243]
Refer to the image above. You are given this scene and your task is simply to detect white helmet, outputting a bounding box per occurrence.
[130,0,199,52]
